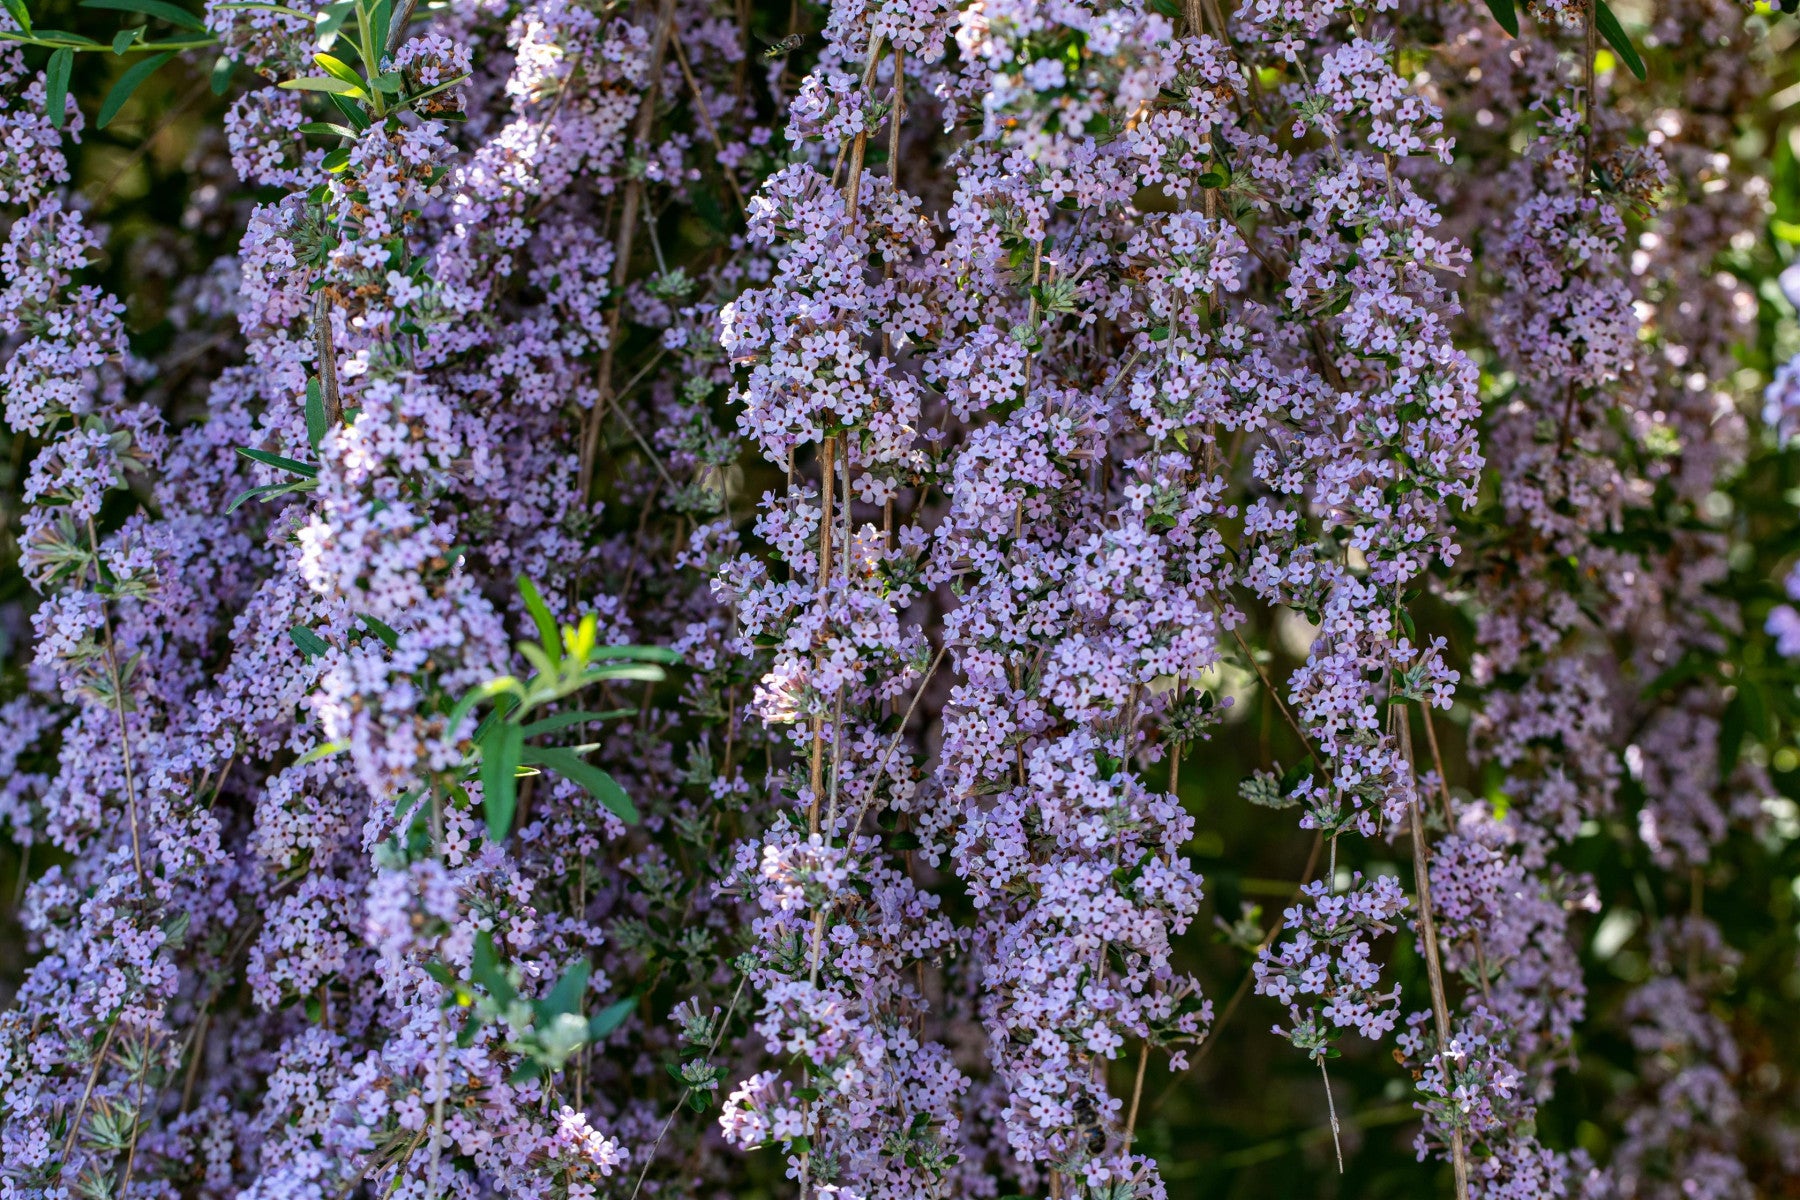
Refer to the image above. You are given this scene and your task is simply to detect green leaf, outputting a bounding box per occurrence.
[298,120,357,137]
[446,677,521,750]
[80,0,208,31]
[541,957,590,1018]
[1,29,104,46]
[235,446,319,477]
[295,739,348,765]
[327,91,369,128]
[1720,692,1746,778]
[1594,0,1645,81]
[357,613,400,649]
[304,377,328,452]
[315,0,353,42]
[289,624,331,660]
[217,0,313,12]
[370,0,392,58]
[210,52,234,95]
[480,720,523,842]
[518,710,635,738]
[3,0,31,36]
[320,146,350,172]
[471,932,516,1004]
[214,1,311,16]
[588,996,635,1040]
[278,75,366,98]
[45,49,72,130]
[592,645,683,665]
[312,51,362,86]
[1482,0,1518,36]
[521,746,640,824]
[402,72,468,109]
[584,663,666,684]
[517,575,561,664]
[97,50,175,127]
[390,785,422,819]
[224,478,316,512]
[466,701,503,748]
[111,27,139,53]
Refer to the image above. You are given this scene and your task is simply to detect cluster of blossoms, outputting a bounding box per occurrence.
[0,0,1798,1198]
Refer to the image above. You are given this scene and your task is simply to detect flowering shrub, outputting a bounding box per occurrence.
[0,0,1798,1197]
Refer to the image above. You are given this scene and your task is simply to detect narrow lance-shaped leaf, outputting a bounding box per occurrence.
[590,645,684,665]
[517,575,561,665]
[540,957,591,1019]
[1594,0,1646,81]
[370,0,392,60]
[520,746,640,824]
[2,0,32,36]
[315,0,354,46]
[588,996,636,1040]
[223,478,315,513]
[518,710,634,738]
[79,0,209,32]
[44,48,72,130]
[479,720,523,843]
[235,446,319,477]
[288,625,330,660]
[357,613,400,649]
[1483,0,1518,37]
[312,51,363,86]
[470,932,516,1005]
[213,1,311,15]
[97,50,176,128]
[304,378,328,452]
[294,740,347,766]
[279,75,366,99]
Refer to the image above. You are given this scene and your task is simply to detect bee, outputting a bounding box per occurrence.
[763,34,803,59]
[1070,1094,1109,1156]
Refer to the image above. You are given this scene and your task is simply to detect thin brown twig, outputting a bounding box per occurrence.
[88,518,147,886]
[668,32,747,212]
[1400,714,1472,1200]
[578,0,680,500]
[1556,2,1601,455]
[1420,704,1496,1010]
[60,1021,117,1174]
[384,0,420,56]
[1226,619,1327,781]
[1122,1043,1150,1151]
[114,1029,153,1198]
[848,642,949,842]
[799,39,888,1199]
[628,974,747,1200]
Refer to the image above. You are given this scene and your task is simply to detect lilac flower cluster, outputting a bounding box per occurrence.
[0,0,1797,1197]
